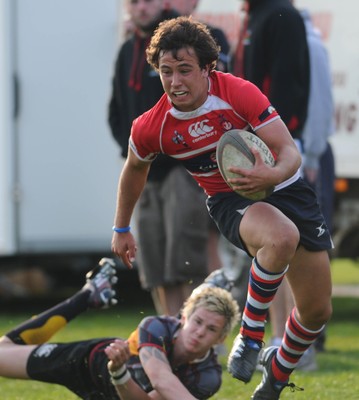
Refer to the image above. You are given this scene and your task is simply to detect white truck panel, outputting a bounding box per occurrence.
[0,0,16,254]
[296,0,359,178]
[0,0,124,255]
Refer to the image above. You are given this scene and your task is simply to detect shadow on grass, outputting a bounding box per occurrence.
[317,349,359,373]
[332,297,359,321]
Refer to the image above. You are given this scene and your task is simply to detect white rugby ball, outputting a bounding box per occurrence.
[216,129,275,200]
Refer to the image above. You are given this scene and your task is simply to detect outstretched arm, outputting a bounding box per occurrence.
[139,346,198,400]
[106,340,196,400]
[111,148,151,268]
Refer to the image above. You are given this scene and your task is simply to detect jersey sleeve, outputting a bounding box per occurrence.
[220,74,279,130]
[175,350,222,399]
[137,316,177,353]
[129,95,169,161]
[129,119,158,162]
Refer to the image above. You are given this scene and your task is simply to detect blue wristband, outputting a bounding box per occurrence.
[112,226,131,233]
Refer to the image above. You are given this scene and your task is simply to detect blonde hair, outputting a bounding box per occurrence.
[182,287,240,337]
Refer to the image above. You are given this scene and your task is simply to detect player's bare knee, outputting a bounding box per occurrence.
[321,302,333,323]
[299,302,332,328]
[0,336,13,345]
[268,228,299,262]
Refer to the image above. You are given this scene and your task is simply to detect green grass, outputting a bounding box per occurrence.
[331,258,359,285]
[0,259,359,399]
[1,303,358,399]
[0,307,153,400]
[214,295,359,399]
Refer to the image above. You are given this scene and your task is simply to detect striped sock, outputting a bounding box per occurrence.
[240,258,288,341]
[272,308,324,382]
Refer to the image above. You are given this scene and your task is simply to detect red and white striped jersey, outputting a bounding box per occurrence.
[130,71,279,195]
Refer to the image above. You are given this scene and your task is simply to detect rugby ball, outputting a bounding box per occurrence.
[216,129,275,200]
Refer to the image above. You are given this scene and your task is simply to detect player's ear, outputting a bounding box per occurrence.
[180,314,186,325]
[217,334,227,345]
[201,66,210,77]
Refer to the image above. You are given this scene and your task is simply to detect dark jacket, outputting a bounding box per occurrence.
[208,26,230,72]
[239,0,309,139]
[108,9,179,181]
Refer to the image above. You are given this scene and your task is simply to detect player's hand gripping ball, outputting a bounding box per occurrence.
[216,129,275,200]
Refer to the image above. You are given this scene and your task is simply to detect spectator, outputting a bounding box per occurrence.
[233,0,309,148]
[300,8,336,236]
[167,0,230,72]
[167,0,235,277]
[108,0,209,316]
[300,7,336,354]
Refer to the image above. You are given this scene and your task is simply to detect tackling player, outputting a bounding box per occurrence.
[0,259,239,400]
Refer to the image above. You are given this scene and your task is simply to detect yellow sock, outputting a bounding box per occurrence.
[19,315,67,344]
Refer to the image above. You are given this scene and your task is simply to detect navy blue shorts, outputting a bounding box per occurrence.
[206,178,333,256]
[27,338,119,400]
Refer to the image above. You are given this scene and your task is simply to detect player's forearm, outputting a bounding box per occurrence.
[150,373,198,400]
[111,374,198,400]
[272,144,302,184]
[112,378,154,400]
[141,351,198,400]
[113,158,149,227]
[257,119,302,185]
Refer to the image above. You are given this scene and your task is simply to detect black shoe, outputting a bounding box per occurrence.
[228,334,263,383]
[84,258,118,309]
[251,346,304,400]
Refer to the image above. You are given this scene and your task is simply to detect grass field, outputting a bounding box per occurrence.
[0,259,358,399]
[331,257,359,284]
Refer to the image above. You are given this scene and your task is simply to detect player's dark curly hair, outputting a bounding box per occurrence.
[146,16,220,72]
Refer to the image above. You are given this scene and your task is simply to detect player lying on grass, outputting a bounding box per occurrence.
[0,258,240,400]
